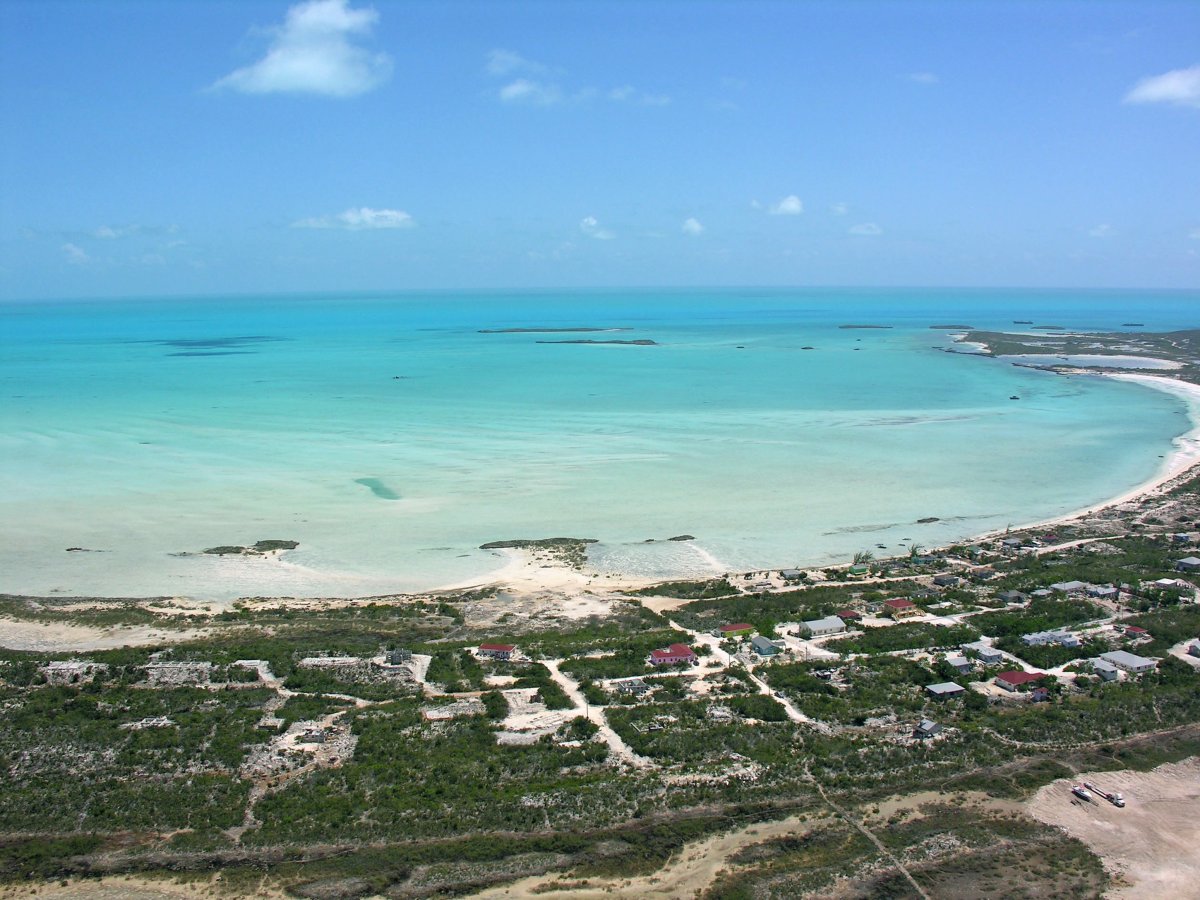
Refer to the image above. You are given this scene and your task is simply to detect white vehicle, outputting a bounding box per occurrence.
[1071,785,1093,802]
[1082,781,1125,808]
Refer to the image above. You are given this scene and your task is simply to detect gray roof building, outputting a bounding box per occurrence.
[750,635,780,656]
[925,681,966,699]
[1099,650,1157,674]
[799,615,846,637]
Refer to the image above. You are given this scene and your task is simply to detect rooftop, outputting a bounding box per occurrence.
[997,670,1044,686]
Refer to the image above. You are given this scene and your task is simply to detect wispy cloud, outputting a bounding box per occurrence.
[486,50,668,107]
[91,223,179,240]
[906,72,939,84]
[499,78,563,105]
[830,202,848,216]
[1088,223,1114,238]
[212,0,391,98]
[1124,64,1200,108]
[768,195,804,216]
[848,222,882,236]
[1190,228,1200,240]
[62,243,90,264]
[486,49,548,77]
[681,217,704,236]
[293,207,414,229]
[579,216,615,240]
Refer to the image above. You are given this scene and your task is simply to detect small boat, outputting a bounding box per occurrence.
[1013,320,1033,324]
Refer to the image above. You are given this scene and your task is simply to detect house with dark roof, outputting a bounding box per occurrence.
[750,635,781,656]
[836,609,862,623]
[1176,557,1200,572]
[996,670,1045,692]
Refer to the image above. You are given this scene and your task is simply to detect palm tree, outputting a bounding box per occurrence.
[852,550,874,565]
[908,543,924,560]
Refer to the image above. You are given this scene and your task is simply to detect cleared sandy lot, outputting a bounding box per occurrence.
[1025,758,1200,899]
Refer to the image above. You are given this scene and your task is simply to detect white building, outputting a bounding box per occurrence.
[799,615,846,637]
[1099,650,1157,675]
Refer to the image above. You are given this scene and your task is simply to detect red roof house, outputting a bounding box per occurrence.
[996,670,1044,691]
[718,623,755,636]
[479,643,515,659]
[883,598,923,619]
[649,643,698,666]
[836,609,863,621]
[1123,625,1148,636]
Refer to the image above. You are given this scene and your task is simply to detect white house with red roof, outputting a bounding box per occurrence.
[478,642,515,660]
[996,670,1045,692]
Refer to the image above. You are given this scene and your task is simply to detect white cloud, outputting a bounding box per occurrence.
[830,202,848,216]
[293,207,414,229]
[579,216,615,240]
[907,72,938,84]
[848,222,883,236]
[1190,228,1200,240]
[1088,223,1114,238]
[768,195,804,216]
[486,49,547,77]
[498,78,562,105]
[212,0,391,98]
[682,217,704,236]
[640,93,671,106]
[62,243,89,264]
[608,85,635,101]
[1124,64,1200,108]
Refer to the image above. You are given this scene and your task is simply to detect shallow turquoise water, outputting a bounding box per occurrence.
[1,287,1195,599]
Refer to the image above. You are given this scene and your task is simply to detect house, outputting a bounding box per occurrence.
[1030,588,1054,599]
[1099,650,1157,674]
[1022,630,1080,649]
[1188,642,1200,659]
[914,719,942,739]
[384,648,412,665]
[1001,537,1023,550]
[478,643,515,660]
[799,615,846,638]
[1121,625,1149,639]
[1029,686,1052,703]
[997,590,1028,605]
[996,670,1045,692]
[1172,532,1195,544]
[298,728,326,744]
[944,654,972,675]
[1176,557,1200,572]
[1050,580,1088,595]
[718,623,755,638]
[848,564,870,576]
[925,682,966,700]
[932,574,960,588]
[649,643,698,666]
[1092,658,1120,681]
[884,598,923,620]
[1087,584,1119,600]
[961,640,1004,665]
[780,568,804,580]
[836,609,863,623]
[750,635,781,656]
[610,677,650,695]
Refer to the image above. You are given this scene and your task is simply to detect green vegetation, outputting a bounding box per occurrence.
[629,578,737,599]
[827,622,979,655]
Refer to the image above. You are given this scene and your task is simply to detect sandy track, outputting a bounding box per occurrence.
[1025,758,1200,899]
[0,618,210,652]
[470,814,814,899]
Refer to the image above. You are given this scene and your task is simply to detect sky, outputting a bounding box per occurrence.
[1,0,1198,300]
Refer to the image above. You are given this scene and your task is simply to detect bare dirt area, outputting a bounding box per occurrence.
[0,618,211,652]
[0,873,283,899]
[471,814,817,899]
[1025,758,1200,898]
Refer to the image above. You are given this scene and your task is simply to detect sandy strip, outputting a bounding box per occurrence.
[0,619,210,652]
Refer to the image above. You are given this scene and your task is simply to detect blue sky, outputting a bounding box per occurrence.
[1,0,1198,299]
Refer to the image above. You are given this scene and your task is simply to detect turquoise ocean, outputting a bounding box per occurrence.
[1,287,1197,601]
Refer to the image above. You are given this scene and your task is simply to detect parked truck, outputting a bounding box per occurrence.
[1082,781,1125,807]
